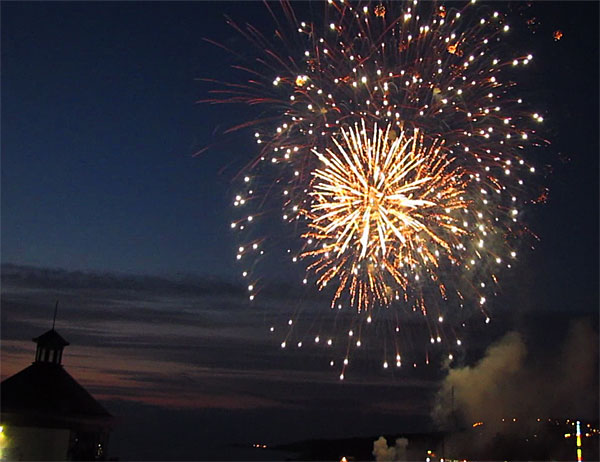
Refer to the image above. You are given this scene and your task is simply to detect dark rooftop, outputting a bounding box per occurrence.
[1,362,112,426]
[32,328,70,348]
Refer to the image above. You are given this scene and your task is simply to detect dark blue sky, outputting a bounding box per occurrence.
[2,1,598,291]
[2,2,271,277]
[1,1,598,460]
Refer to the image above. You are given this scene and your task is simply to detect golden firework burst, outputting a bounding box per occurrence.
[302,120,469,312]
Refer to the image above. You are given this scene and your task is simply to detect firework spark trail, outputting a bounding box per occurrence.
[205,0,546,375]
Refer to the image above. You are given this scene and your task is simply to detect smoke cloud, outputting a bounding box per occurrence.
[432,318,598,455]
[372,436,408,462]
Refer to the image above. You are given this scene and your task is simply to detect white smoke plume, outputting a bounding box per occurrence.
[372,436,408,461]
[432,317,598,454]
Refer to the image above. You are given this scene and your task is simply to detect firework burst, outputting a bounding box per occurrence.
[204,0,545,375]
[303,120,468,313]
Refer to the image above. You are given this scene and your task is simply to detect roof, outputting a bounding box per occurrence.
[1,362,112,428]
[32,329,70,348]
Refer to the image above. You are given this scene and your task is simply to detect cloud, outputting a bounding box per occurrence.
[1,263,242,296]
[1,264,437,415]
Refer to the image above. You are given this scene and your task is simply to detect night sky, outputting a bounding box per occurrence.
[1,2,598,460]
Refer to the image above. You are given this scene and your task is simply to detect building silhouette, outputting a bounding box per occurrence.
[1,327,114,460]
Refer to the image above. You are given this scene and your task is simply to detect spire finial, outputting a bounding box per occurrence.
[52,300,59,330]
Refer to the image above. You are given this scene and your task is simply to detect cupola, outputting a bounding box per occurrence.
[32,329,69,365]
